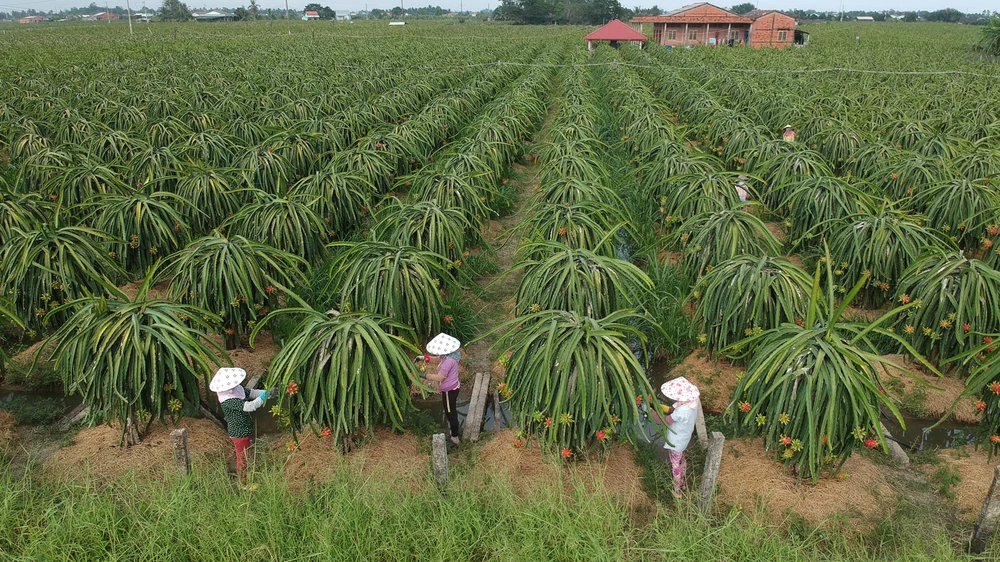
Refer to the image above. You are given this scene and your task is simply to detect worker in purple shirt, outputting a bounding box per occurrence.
[416,332,463,448]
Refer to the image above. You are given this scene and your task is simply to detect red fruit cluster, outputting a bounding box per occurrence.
[287,380,299,395]
[863,438,878,449]
[321,428,332,438]
[561,448,572,459]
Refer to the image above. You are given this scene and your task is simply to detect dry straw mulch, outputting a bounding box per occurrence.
[469,429,651,512]
[717,437,894,529]
[281,427,428,492]
[208,332,281,379]
[920,446,999,523]
[44,417,230,483]
[0,410,16,451]
[876,353,978,424]
[666,351,743,414]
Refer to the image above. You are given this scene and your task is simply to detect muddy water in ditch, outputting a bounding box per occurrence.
[413,393,512,435]
[882,413,976,451]
[0,387,82,423]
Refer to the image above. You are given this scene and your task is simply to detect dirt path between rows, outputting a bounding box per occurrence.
[460,102,559,383]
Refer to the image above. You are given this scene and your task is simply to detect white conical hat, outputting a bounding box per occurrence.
[209,367,247,392]
[660,376,700,402]
[426,333,461,356]
[783,124,793,129]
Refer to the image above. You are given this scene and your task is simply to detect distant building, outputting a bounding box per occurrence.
[302,10,320,20]
[193,10,236,22]
[336,13,350,21]
[19,15,46,24]
[94,12,119,21]
[632,3,798,49]
[856,16,874,21]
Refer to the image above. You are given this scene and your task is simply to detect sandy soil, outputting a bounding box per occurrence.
[717,437,894,528]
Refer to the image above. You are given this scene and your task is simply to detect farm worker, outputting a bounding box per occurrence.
[416,332,463,448]
[782,125,796,142]
[660,376,700,498]
[735,175,751,203]
[210,367,271,475]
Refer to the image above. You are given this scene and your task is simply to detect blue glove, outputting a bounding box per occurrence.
[260,389,269,402]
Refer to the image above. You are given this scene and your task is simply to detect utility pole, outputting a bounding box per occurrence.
[126,0,133,35]
[285,0,290,34]
[105,1,111,24]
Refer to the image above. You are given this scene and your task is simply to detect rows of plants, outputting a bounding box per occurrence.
[598,38,1000,473]
[261,49,559,443]
[493,53,675,457]
[0,28,563,445]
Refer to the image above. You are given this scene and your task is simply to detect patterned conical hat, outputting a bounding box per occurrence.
[209,367,247,392]
[426,333,461,356]
[660,376,699,402]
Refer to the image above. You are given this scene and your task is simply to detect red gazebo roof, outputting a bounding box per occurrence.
[584,19,647,41]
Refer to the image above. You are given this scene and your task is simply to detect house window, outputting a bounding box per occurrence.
[730,30,740,42]
[778,30,788,41]
[667,30,677,40]
[688,30,698,41]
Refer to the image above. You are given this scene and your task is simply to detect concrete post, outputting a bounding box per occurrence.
[432,433,449,490]
[170,428,191,475]
[694,398,708,446]
[698,432,725,514]
[970,465,1000,554]
[880,423,909,465]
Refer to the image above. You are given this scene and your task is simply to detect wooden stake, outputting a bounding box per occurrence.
[462,372,490,442]
[432,433,448,490]
[970,465,1000,554]
[698,431,725,515]
[170,428,191,475]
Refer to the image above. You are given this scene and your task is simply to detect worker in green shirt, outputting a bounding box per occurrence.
[210,367,271,476]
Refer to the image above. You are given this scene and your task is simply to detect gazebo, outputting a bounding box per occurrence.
[585,19,647,55]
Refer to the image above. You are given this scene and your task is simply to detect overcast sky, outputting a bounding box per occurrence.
[6,0,997,15]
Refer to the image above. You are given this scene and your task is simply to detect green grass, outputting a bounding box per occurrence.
[0,458,989,561]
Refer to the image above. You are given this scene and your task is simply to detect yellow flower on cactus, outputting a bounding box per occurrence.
[851,427,867,441]
[697,333,708,344]
[939,319,952,329]
[167,399,182,412]
[904,325,915,334]
[778,413,790,425]
[922,327,933,336]
[269,405,282,416]
[791,439,803,452]
[560,413,574,425]
[530,303,541,313]
[745,328,754,336]
[782,448,795,459]
[755,414,766,426]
